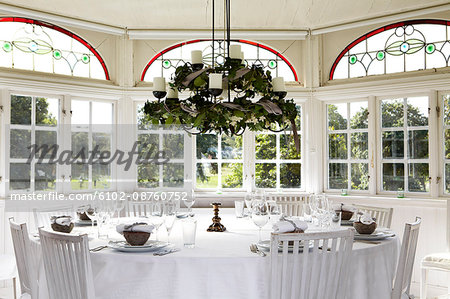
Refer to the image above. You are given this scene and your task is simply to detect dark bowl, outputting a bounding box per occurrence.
[51,222,74,233]
[353,221,377,234]
[341,210,354,221]
[123,231,151,246]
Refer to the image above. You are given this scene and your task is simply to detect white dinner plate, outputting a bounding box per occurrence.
[108,240,168,252]
[257,240,313,252]
[75,220,96,226]
[341,220,354,226]
[354,229,395,241]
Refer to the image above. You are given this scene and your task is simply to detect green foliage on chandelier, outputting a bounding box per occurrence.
[143,57,298,136]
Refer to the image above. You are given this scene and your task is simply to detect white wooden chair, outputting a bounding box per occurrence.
[352,204,393,228]
[0,254,17,299]
[38,228,95,299]
[391,217,421,299]
[126,200,155,217]
[420,252,450,298]
[266,193,311,217]
[270,228,355,299]
[33,204,74,229]
[9,218,38,299]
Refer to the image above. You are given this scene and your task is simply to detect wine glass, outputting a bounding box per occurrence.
[163,201,177,244]
[182,190,196,216]
[267,200,281,224]
[86,201,100,238]
[244,193,253,216]
[251,200,269,243]
[150,202,164,241]
[114,198,127,223]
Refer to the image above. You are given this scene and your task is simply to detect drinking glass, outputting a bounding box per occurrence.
[267,200,281,224]
[182,218,197,248]
[114,198,126,223]
[302,203,313,222]
[234,200,245,218]
[182,190,196,216]
[85,202,99,237]
[251,200,269,243]
[244,193,253,216]
[150,202,164,241]
[163,201,177,244]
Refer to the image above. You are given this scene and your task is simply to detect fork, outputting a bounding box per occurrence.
[250,244,266,257]
[90,245,108,252]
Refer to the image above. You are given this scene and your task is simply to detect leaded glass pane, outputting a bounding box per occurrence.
[408,163,429,192]
[350,102,368,129]
[382,163,404,191]
[351,163,369,190]
[382,99,404,128]
[328,104,347,130]
[408,130,428,159]
[382,131,404,159]
[329,163,348,189]
[328,133,347,159]
[11,95,32,125]
[407,97,428,126]
[36,97,58,126]
[351,132,368,159]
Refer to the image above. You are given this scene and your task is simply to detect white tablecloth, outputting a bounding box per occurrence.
[34,208,400,299]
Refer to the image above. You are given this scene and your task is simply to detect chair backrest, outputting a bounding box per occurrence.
[277,201,304,217]
[352,204,394,228]
[9,218,37,297]
[270,229,355,299]
[38,228,95,299]
[126,200,155,217]
[33,205,74,229]
[392,217,421,299]
[266,193,311,202]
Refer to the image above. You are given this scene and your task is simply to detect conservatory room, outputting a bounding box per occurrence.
[0,0,449,298]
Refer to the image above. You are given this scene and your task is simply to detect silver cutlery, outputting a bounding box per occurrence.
[153,248,180,256]
[90,245,108,252]
[250,244,266,257]
[355,240,382,245]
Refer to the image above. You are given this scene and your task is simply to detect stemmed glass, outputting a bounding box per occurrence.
[113,198,126,224]
[244,193,253,216]
[182,190,196,216]
[85,201,99,238]
[150,202,164,241]
[163,201,177,244]
[251,200,269,243]
[267,200,281,224]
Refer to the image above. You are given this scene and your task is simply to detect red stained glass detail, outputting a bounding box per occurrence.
[0,17,110,80]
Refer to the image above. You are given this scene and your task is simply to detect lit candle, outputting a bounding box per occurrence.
[209,73,222,89]
[272,77,286,92]
[191,50,203,64]
[153,77,166,92]
[167,88,178,99]
[229,45,241,59]
[240,51,245,63]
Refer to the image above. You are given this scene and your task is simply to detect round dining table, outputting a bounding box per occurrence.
[33,208,400,299]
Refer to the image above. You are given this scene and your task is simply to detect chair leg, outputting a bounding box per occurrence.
[420,268,428,299]
[13,277,17,299]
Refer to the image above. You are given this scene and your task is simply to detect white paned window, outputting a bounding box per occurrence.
[71,100,114,191]
[196,134,243,190]
[380,97,429,193]
[326,102,369,191]
[136,104,186,189]
[9,94,60,191]
[254,106,302,190]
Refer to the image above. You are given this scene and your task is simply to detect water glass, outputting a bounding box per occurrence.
[331,210,342,230]
[251,200,269,243]
[302,203,313,222]
[234,200,245,218]
[182,218,197,248]
[244,193,253,215]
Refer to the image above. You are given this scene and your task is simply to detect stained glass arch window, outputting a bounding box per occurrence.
[0,17,109,80]
[141,39,299,82]
[330,19,450,80]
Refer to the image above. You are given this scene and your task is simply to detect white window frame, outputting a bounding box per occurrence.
[376,94,431,195]
[68,97,117,193]
[6,91,62,194]
[439,91,450,196]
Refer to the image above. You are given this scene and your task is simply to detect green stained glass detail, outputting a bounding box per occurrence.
[2,42,12,52]
[28,41,38,52]
[163,60,171,69]
[376,51,385,61]
[268,60,277,69]
[81,54,90,64]
[425,43,435,54]
[349,55,357,64]
[53,49,62,60]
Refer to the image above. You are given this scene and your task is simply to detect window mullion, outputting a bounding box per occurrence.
[403,97,408,192]
[429,91,439,197]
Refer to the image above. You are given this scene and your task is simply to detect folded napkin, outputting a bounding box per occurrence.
[51,215,73,226]
[116,222,155,234]
[273,219,308,233]
[358,212,375,225]
[341,204,356,212]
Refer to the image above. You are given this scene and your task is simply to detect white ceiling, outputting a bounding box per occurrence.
[1,0,449,30]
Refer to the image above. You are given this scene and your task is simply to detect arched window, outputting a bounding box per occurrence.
[330,19,450,80]
[141,39,298,82]
[0,17,109,80]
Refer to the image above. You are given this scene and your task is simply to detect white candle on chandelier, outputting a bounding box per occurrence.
[191,50,203,64]
[153,77,166,92]
[229,45,241,59]
[240,51,245,63]
[272,77,286,92]
[209,73,223,89]
[167,88,178,99]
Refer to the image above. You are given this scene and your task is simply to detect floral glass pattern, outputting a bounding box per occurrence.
[0,17,109,80]
[330,20,450,80]
[141,39,298,82]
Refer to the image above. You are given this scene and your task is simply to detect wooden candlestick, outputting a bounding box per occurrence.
[207,202,226,232]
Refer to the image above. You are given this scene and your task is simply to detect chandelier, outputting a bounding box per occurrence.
[143,0,299,150]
